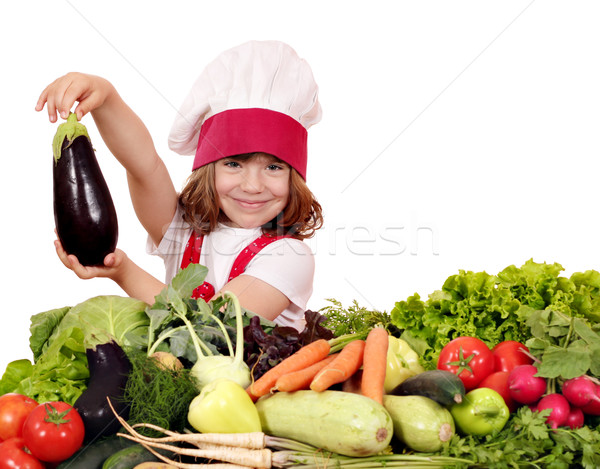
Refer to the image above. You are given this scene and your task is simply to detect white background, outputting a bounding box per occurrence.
[1,1,599,374]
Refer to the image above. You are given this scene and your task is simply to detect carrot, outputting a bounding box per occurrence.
[310,339,366,392]
[274,353,339,392]
[360,326,389,404]
[246,339,331,400]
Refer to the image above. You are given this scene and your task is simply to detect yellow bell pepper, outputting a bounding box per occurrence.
[188,378,262,433]
[384,337,425,393]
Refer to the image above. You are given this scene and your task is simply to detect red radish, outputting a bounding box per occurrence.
[508,364,546,405]
[565,407,585,429]
[562,375,600,407]
[479,371,517,412]
[580,383,600,416]
[537,393,571,429]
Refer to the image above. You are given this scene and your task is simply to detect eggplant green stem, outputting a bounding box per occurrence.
[52,112,91,162]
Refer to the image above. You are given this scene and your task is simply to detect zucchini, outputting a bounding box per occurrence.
[255,390,392,457]
[102,444,161,469]
[56,436,136,469]
[383,394,455,452]
[390,369,465,406]
[52,112,118,266]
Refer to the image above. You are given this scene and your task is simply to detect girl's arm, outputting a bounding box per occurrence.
[55,240,165,305]
[217,275,291,321]
[37,72,177,246]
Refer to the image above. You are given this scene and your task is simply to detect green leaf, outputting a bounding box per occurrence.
[589,345,600,376]
[526,309,548,339]
[56,295,149,347]
[537,345,591,379]
[0,359,34,394]
[171,264,208,298]
[29,306,71,361]
[573,318,600,346]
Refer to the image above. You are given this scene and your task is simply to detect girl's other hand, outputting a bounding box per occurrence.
[35,72,114,123]
[54,238,127,280]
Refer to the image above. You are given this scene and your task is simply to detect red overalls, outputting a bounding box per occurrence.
[180,231,291,301]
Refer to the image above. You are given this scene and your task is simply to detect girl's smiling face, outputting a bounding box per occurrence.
[215,153,291,228]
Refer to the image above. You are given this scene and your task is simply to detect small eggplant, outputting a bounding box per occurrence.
[74,341,131,442]
[53,113,118,266]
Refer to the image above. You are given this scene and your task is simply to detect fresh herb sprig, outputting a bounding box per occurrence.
[440,407,600,468]
[319,298,398,336]
[123,349,198,436]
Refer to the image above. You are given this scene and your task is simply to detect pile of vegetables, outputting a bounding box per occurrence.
[2,259,600,468]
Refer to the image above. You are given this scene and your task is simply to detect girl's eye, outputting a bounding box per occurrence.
[224,160,241,168]
[267,164,284,171]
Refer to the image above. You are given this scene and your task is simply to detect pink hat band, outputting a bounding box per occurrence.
[194,108,308,179]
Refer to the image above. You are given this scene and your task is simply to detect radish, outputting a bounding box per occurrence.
[565,407,584,429]
[580,383,600,416]
[536,393,570,429]
[562,375,600,407]
[507,364,546,405]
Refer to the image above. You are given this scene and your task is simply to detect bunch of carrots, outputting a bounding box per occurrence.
[246,327,389,405]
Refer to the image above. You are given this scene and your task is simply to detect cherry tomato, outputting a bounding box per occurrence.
[438,336,494,391]
[478,370,517,412]
[23,402,84,463]
[492,340,533,373]
[0,437,44,469]
[0,393,39,441]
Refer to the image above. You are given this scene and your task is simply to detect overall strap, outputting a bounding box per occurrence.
[181,232,215,301]
[180,231,293,301]
[228,233,292,282]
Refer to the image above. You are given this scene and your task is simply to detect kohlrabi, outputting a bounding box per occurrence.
[186,292,251,390]
[145,265,251,391]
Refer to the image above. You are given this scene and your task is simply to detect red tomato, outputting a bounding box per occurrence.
[492,341,533,373]
[438,336,494,391]
[0,437,44,469]
[0,393,38,441]
[22,402,84,463]
[478,370,517,412]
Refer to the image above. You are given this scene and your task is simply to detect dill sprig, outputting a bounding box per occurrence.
[319,298,400,337]
[123,349,199,437]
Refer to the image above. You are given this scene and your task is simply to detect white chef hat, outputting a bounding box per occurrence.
[168,40,322,180]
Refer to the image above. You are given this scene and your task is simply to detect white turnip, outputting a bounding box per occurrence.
[562,375,600,408]
[536,393,570,429]
[507,365,546,405]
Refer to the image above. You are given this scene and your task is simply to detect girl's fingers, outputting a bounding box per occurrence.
[54,239,71,267]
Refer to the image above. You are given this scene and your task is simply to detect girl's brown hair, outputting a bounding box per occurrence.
[178,154,323,240]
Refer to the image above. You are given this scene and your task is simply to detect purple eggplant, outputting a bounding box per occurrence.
[52,113,118,266]
[74,341,131,442]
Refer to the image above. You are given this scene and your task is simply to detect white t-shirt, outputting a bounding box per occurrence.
[146,207,314,330]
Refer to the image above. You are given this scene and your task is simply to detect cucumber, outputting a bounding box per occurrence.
[390,369,465,406]
[56,436,137,469]
[255,390,393,457]
[102,444,161,469]
[383,394,455,452]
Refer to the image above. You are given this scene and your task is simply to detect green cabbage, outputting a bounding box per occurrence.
[0,295,148,404]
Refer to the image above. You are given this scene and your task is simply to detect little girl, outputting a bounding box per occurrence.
[35,41,323,330]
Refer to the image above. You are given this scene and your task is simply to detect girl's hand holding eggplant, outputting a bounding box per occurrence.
[54,238,165,304]
[54,237,126,281]
[35,72,115,123]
